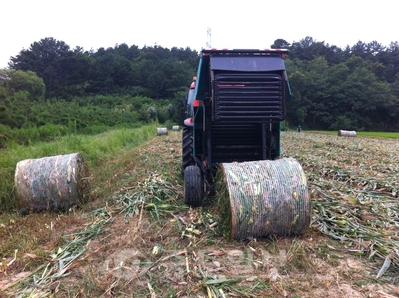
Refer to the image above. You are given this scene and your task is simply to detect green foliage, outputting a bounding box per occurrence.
[12,90,30,101]
[156,107,167,124]
[295,108,307,124]
[38,123,67,141]
[280,121,289,131]
[4,36,399,132]
[329,115,355,131]
[0,124,11,148]
[286,53,399,131]
[0,105,13,128]
[147,106,157,121]
[5,70,45,100]
[0,92,181,147]
[166,103,174,117]
[9,39,198,99]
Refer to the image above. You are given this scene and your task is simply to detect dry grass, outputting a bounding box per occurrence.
[1,130,398,297]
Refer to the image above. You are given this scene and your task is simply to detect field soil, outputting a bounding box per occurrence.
[1,131,398,297]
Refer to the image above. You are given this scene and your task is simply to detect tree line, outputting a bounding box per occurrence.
[272,37,399,131]
[1,36,399,142]
[6,37,199,99]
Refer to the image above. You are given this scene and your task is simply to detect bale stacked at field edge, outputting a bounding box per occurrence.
[14,153,90,214]
[220,158,310,241]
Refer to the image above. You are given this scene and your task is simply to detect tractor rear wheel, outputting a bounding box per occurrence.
[184,165,203,207]
[182,127,194,174]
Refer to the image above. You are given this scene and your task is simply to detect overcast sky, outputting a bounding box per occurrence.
[1,0,397,69]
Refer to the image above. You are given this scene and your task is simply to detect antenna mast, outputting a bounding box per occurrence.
[206,27,212,48]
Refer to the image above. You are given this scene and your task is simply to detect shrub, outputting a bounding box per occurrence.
[38,123,67,141]
[80,125,109,135]
[0,124,12,148]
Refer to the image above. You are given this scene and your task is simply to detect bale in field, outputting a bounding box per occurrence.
[338,130,356,137]
[157,128,168,135]
[217,158,310,241]
[14,153,91,214]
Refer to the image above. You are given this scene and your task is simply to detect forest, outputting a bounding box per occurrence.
[1,36,399,147]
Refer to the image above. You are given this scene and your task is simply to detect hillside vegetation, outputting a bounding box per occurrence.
[2,36,399,133]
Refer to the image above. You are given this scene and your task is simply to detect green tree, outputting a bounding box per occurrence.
[147,106,157,121]
[166,103,175,118]
[5,70,45,100]
[9,37,72,98]
[271,39,291,49]
[341,61,390,129]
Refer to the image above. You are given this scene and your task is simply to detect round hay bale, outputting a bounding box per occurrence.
[14,153,90,214]
[338,130,356,137]
[219,158,310,241]
[172,125,180,131]
[157,128,168,136]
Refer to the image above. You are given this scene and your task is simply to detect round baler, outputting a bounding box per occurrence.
[182,49,310,240]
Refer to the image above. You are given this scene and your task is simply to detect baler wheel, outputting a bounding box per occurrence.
[184,165,203,207]
[182,127,194,174]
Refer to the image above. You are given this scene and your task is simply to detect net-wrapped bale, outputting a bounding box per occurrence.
[220,158,309,241]
[157,128,168,135]
[338,130,356,137]
[172,126,180,131]
[14,153,90,214]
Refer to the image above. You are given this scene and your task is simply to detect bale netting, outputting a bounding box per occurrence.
[157,127,168,136]
[14,153,91,214]
[219,158,310,241]
[338,130,356,137]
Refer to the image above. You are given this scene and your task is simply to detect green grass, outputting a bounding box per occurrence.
[0,123,160,212]
[356,131,399,138]
[306,130,399,139]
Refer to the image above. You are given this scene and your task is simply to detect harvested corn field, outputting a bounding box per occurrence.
[1,130,399,297]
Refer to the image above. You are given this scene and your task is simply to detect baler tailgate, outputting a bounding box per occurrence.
[214,73,285,121]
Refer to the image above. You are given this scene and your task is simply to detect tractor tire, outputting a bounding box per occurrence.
[182,127,194,173]
[184,165,203,207]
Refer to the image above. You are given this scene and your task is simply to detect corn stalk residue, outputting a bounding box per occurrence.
[283,131,399,277]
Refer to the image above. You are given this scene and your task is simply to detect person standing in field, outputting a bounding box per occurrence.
[297,125,301,132]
